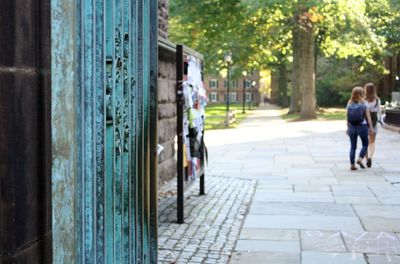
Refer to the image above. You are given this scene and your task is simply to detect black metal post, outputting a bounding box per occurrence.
[200,63,206,196]
[248,90,251,110]
[226,63,231,113]
[242,78,246,114]
[176,45,185,224]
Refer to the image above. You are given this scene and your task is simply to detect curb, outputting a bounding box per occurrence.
[383,124,400,133]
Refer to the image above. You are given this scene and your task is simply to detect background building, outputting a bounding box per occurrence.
[204,70,261,106]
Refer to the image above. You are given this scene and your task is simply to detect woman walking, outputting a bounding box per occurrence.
[364,83,382,168]
[347,87,374,170]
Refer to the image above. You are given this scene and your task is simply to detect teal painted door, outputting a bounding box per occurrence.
[76,0,158,263]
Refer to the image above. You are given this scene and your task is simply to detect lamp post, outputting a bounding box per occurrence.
[224,52,232,113]
[242,71,247,114]
[249,80,256,110]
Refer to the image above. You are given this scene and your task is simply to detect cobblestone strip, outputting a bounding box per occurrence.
[158,176,256,264]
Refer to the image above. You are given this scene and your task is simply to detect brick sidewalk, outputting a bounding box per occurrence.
[158,176,256,264]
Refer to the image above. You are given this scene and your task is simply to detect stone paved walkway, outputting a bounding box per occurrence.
[158,176,255,263]
[159,105,400,264]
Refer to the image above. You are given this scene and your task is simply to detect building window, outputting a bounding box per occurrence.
[224,93,237,103]
[231,80,239,89]
[210,79,218,89]
[230,92,237,103]
[210,92,218,102]
[245,80,252,89]
[246,92,252,102]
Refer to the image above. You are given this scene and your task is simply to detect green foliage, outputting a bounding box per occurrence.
[169,0,400,106]
[365,0,400,55]
[316,57,383,106]
[169,0,251,75]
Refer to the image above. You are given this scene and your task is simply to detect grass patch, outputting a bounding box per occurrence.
[205,103,252,130]
[281,107,346,121]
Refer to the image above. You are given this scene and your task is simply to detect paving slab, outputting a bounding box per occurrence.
[244,215,364,231]
[249,202,355,216]
[334,196,381,205]
[301,230,347,253]
[353,205,400,232]
[284,168,335,177]
[235,240,300,253]
[294,185,331,192]
[252,191,335,203]
[229,252,300,264]
[342,231,400,255]
[274,154,314,165]
[239,228,299,241]
[302,251,367,264]
[331,186,375,197]
[360,218,400,233]
[366,254,400,264]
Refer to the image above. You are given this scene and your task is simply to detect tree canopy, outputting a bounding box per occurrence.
[169,0,400,117]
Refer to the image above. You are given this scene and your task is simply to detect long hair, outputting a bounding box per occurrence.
[349,86,365,104]
[364,82,377,102]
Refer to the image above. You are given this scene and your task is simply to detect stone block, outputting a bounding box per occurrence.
[342,231,400,254]
[158,158,176,185]
[249,202,355,216]
[367,254,400,264]
[0,0,38,67]
[302,252,367,264]
[244,215,364,232]
[158,60,176,80]
[158,103,176,119]
[158,118,176,143]
[240,228,299,241]
[301,230,347,253]
[230,252,300,264]
[158,77,171,103]
[158,140,175,164]
[235,240,300,253]
[353,205,400,232]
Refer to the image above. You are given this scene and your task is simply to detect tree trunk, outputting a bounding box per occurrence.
[299,22,317,119]
[290,16,301,113]
[278,63,289,107]
[270,70,279,104]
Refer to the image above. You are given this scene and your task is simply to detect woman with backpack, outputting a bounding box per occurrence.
[364,83,382,168]
[347,87,374,170]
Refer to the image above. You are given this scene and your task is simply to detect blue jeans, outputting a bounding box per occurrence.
[348,124,369,165]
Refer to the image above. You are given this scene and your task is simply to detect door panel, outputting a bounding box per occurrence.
[76,0,157,263]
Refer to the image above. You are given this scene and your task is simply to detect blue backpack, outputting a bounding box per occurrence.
[347,103,365,125]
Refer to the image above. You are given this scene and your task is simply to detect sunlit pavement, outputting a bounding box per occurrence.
[205,105,400,264]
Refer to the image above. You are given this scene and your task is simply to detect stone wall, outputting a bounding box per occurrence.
[0,1,52,263]
[157,0,177,186]
[158,46,177,186]
[158,0,169,38]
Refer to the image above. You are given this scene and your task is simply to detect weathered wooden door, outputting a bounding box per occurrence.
[75,0,158,263]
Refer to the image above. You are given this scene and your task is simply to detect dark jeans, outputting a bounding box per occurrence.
[348,124,369,165]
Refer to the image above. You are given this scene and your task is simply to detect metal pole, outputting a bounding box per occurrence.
[176,45,185,224]
[248,89,251,110]
[242,78,246,114]
[200,63,205,196]
[226,63,230,113]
